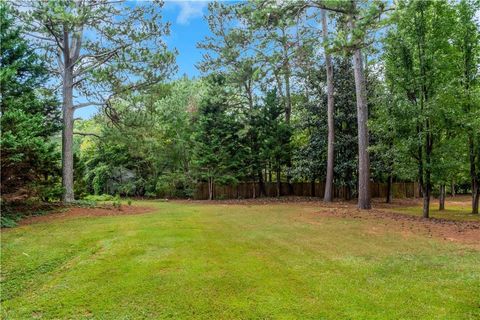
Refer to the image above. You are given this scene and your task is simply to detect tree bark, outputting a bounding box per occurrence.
[208,177,213,200]
[322,9,335,203]
[439,184,445,211]
[474,184,479,215]
[62,34,75,203]
[422,131,432,218]
[351,46,371,209]
[280,28,294,196]
[258,170,266,197]
[422,186,430,218]
[451,180,455,197]
[386,174,393,204]
[469,136,479,214]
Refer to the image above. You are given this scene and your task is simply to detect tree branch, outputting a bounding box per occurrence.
[73,101,105,110]
[73,132,101,138]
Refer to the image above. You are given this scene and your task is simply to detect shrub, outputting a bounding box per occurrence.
[83,194,115,202]
[1,216,17,228]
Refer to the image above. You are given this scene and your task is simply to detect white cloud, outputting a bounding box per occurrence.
[168,1,209,25]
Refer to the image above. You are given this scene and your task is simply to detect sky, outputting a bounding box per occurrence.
[163,0,212,78]
[76,0,214,118]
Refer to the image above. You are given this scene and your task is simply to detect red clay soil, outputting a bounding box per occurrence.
[18,205,154,226]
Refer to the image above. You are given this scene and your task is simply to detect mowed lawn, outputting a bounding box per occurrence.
[1,201,479,319]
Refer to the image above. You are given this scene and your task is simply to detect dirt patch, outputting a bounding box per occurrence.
[312,206,480,249]
[17,205,154,226]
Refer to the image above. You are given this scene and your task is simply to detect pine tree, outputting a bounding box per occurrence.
[0,4,61,199]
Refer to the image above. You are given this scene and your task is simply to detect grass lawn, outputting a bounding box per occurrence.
[391,197,480,222]
[1,201,479,319]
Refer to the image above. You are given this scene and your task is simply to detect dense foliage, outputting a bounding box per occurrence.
[2,0,479,217]
[0,4,61,201]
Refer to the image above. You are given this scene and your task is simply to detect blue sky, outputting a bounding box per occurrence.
[163,0,212,78]
[77,0,214,118]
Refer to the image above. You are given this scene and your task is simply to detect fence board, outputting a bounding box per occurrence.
[193,181,419,200]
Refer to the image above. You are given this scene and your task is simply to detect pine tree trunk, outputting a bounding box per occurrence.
[386,174,393,204]
[62,60,75,203]
[451,180,455,197]
[208,177,213,200]
[351,46,371,209]
[439,184,445,211]
[322,9,335,203]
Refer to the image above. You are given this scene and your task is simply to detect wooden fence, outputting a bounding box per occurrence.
[193,181,419,200]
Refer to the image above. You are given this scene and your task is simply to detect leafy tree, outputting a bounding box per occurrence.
[452,0,480,213]
[383,0,463,217]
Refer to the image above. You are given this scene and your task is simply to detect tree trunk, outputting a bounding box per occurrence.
[439,184,445,211]
[351,46,371,209]
[386,174,393,204]
[423,132,432,218]
[258,170,266,197]
[469,135,479,214]
[276,167,281,198]
[208,177,213,200]
[451,180,455,197]
[417,126,424,198]
[422,185,430,218]
[281,28,294,196]
[473,184,479,215]
[62,59,75,203]
[322,9,335,203]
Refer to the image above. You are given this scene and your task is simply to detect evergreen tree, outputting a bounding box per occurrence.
[191,75,244,200]
[0,4,61,199]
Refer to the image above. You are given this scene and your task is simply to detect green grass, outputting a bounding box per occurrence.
[394,204,480,221]
[1,201,479,319]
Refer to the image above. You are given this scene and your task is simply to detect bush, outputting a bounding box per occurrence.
[1,216,17,228]
[70,199,97,208]
[83,194,115,202]
[112,200,122,210]
[36,183,63,202]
